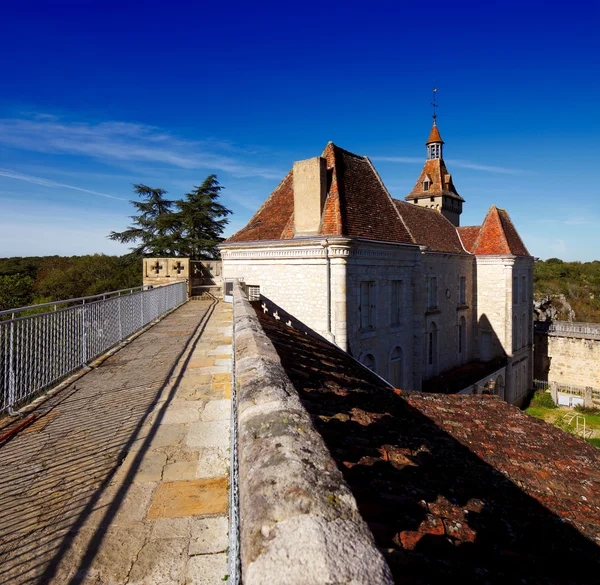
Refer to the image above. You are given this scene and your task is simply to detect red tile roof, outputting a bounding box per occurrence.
[457,225,481,253]
[224,143,413,245]
[470,206,530,256]
[426,123,444,145]
[255,306,600,584]
[393,200,468,254]
[404,157,464,202]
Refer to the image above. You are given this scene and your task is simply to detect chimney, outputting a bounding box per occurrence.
[293,156,327,236]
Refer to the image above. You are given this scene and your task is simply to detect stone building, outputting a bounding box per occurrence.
[220,120,534,404]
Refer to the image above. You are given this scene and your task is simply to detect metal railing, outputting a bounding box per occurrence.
[535,320,600,340]
[0,282,187,414]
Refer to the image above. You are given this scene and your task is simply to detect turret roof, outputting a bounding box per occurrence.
[457,205,530,256]
[404,158,464,202]
[426,122,444,144]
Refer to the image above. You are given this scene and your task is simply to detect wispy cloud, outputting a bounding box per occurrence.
[372,155,526,175]
[447,159,527,175]
[0,169,129,201]
[0,115,282,179]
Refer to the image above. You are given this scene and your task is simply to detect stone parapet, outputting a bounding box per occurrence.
[232,281,393,585]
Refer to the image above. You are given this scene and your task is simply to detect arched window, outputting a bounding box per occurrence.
[362,353,376,373]
[512,315,518,353]
[428,322,438,374]
[522,313,527,347]
[458,316,466,359]
[389,347,403,388]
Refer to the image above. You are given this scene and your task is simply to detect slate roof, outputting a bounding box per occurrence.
[224,143,413,245]
[459,206,530,256]
[254,305,600,584]
[393,200,468,254]
[404,157,464,203]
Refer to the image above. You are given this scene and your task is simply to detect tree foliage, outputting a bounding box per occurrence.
[0,255,141,309]
[172,175,232,259]
[535,258,600,322]
[108,177,231,259]
[108,185,176,257]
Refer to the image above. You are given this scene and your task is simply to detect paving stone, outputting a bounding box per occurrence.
[148,423,187,450]
[200,400,231,422]
[196,447,229,479]
[207,345,232,355]
[161,402,202,424]
[189,516,229,555]
[150,517,193,540]
[147,478,228,519]
[185,421,230,448]
[127,537,189,585]
[130,451,167,483]
[186,552,229,585]
[163,459,199,481]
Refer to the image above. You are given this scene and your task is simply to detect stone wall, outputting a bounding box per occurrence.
[535,330,600,388]
[232,281,393,585]
[143,258,223,296]
[475,256,534,405]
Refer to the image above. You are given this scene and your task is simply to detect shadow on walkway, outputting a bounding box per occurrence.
[0,299,217,585]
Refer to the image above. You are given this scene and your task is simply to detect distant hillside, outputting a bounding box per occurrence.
[534,258,600,323]
[0,255,141,311]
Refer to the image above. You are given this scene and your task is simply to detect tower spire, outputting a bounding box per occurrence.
[431,87,438,125]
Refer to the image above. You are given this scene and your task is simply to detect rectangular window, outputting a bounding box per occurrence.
[459,276,466,305]
[521,276,526,303]
[391,280,402,326]
[513,276,518,304]
[427,276,437,310]
[360,281,375,330]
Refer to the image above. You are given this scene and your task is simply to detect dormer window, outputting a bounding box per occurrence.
[423,180,430,191]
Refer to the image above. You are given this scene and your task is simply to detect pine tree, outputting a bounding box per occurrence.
[108,185,176,256]
[173,175,231,259]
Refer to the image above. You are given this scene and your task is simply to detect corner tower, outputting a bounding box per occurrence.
[405,119,465,226]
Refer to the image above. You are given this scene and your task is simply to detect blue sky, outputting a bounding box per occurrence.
[1,1,598,260]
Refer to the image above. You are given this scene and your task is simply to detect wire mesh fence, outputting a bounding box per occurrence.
[0,282,187,413]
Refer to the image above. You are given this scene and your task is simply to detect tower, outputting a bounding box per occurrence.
[405,98,464,226]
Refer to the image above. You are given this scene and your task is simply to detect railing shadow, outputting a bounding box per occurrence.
[254,304,600,584]
[0,298,217,585]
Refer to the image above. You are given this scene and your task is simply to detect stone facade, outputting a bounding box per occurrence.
[221,238,530,403]
[474,256,534,405]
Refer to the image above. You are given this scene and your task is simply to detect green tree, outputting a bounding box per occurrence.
[172,175,231,259]
[108,185,176,257]
[0,274,35,311]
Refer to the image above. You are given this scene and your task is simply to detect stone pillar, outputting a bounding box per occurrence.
[585,386,593,408]
[550,381,558,405]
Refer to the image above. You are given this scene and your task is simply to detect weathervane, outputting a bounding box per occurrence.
[431,87,439,123]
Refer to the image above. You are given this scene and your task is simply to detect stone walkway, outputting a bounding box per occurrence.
[0,299,233,585]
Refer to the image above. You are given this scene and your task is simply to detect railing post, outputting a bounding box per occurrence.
[118,293,123,341]
[8,321,15,411]
[81,300,87,365]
